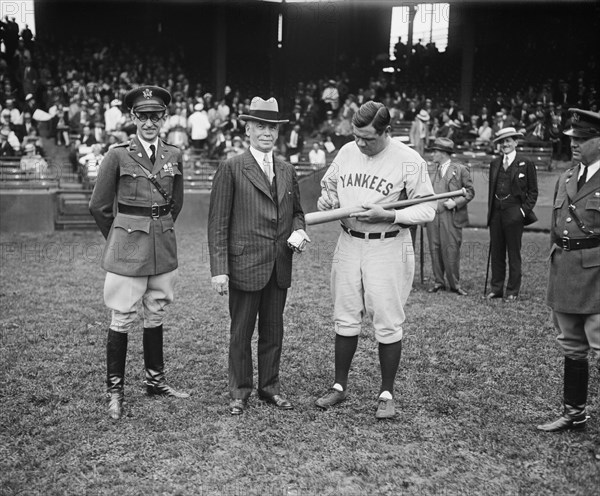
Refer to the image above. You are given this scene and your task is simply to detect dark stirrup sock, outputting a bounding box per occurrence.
[334,334,358,390]
[379,340,403,396]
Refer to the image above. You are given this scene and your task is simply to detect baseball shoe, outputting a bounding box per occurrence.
[315,388,348,409]
[375,397,396,419]
[505,294,519,302]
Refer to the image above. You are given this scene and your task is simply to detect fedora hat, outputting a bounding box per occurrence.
[416,109,430,122]
[239,97,289,124]
[493,127,523,143]
[429,137,454,154]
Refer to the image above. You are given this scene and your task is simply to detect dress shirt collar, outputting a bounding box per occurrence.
[504,150,517,166]
[579,159,600,182]
[439,159,451,178]
[137,135,159,160]
[249,146,273,167]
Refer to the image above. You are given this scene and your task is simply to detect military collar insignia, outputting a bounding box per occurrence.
[143,88,153,99]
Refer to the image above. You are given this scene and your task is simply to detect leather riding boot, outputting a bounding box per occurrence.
[538,357,589,432]
[143,325,189,398]
[106,329,127,420]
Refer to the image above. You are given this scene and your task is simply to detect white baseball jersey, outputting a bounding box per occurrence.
[321,137,436,343]
[321,139,435,232]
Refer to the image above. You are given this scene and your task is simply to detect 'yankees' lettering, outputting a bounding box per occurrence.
[339,173,394,196]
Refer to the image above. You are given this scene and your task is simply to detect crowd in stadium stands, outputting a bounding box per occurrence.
[1,18,598,181]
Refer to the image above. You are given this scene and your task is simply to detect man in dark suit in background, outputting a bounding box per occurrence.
[486,127,538,301]
[208,97,309,415]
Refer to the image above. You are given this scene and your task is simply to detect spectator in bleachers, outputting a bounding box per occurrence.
[80,125,97,147]
[409,109,430,156]
[321,79,340,114]
[78,143,104,185]
[224,135,246,160]
[476,120,493,145]
[20,142,48,173]
[104,99,123,133]
[0,127,17,157]
[285,123,304,162]
[308,142,326,169]
[187,102,211,152]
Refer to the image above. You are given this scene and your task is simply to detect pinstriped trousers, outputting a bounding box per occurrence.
[228,269,288,400]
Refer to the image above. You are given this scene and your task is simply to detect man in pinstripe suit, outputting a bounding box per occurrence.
[208,97,309,415]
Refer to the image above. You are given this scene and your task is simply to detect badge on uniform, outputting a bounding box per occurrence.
[143,88,153,99]
[164,162,174,175]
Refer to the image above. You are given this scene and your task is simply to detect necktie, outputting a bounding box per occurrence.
[149,144,156,164]
[577,164,588,191]
[503,155,510,171]
[263,154,272,183]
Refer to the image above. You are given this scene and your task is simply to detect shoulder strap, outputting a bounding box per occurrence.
[134,163,173,206]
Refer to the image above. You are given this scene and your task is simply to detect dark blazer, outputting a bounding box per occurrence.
[486,153,538,226]
[89,136,183,277]
[208,149,305,292]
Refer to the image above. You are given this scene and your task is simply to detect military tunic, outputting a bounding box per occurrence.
[89,136,183,277]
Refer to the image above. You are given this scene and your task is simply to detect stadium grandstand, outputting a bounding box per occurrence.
[0,0,598,231]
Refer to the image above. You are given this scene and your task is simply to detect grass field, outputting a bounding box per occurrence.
[0,225,598,496]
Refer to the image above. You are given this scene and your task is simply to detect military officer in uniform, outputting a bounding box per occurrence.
[90,85,189,420]
[538,108,600,432]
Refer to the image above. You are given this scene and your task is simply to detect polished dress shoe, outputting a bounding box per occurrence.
[229,398,247,415]
[260,394,293,410]
[428,284,445,293]
[486,292,503,299]
[451,287,468,296]
[146,383,190,398]
[537,413,588,432]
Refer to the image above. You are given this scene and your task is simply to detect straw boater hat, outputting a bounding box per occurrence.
[416,109,430,122]
[493,127,524,143]
[429,137,455,154]
[239,97,289,124]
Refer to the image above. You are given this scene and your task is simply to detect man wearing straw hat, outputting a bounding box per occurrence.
[486,127,538,301]
[208,97,309,415]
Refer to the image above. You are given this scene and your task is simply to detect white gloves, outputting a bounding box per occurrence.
[287,229,311,253]
[211,274,229,295]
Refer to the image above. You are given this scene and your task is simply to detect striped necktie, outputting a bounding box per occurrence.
[263,154,272,184]
[149,144,156,165]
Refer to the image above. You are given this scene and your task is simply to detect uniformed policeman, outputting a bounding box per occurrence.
[538,108,600,432]
[89,85,189,420]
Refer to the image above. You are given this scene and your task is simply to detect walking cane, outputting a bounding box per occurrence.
[483,242,491,297]
[419,225,424,284]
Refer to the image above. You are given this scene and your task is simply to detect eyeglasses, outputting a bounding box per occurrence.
[133,111,165,123]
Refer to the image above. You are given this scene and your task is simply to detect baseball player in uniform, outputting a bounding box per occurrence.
[314,101,436,419]
[90,85,189,420]
[538,108,600,432]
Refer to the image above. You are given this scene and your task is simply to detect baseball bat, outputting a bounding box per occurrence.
[306,188,467,226]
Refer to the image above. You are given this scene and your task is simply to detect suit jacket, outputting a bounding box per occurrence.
[546,165,600,314]
[208,149,305,292]
[486,153,538,226]
[429,161,475,228]
[89,136,183,277]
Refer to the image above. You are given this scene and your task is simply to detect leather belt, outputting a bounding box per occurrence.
[558,236,600,251]
[118,203,171,219]
[342,224,399,240]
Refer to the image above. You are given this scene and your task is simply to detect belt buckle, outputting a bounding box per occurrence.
[561,237,570,251]
[151,203,159,220]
